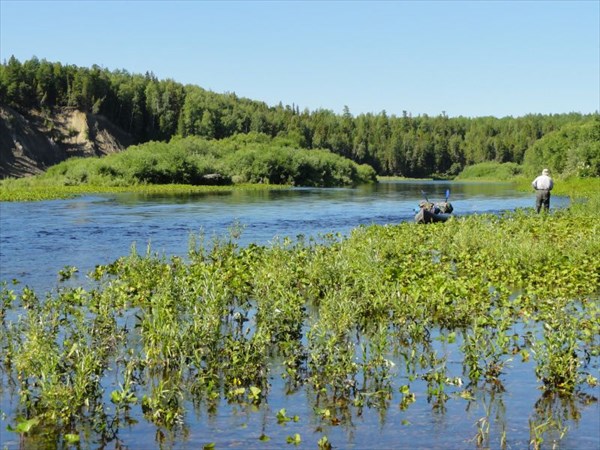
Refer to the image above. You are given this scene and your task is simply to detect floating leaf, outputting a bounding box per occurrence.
[277,408,290,423]
[286,433,301,445]
[7,417,39,434]
[318,436,332,450]
[230,387,245,396]
[64,433,80,444]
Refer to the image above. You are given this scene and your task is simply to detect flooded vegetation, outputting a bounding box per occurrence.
[1,185,598,449]
[0,180,572,294]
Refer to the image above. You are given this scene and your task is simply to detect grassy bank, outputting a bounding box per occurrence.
[0,180,293,202]
[2,176,597,202]
[456,162,600,201]
[507,175,600,206]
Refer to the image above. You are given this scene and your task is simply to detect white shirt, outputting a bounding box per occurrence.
[532,175,553,190]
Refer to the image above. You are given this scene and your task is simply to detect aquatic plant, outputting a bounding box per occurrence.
[1,186,599,448]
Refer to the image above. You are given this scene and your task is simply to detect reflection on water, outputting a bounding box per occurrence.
[1,321,596,450]
[0,181,569,294]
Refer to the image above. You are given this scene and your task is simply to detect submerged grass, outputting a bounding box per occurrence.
[0,180,598,448]
[0,181,291,201]
[3,168,596,202]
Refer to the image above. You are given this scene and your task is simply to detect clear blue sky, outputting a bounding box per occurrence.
[1,0,598,118]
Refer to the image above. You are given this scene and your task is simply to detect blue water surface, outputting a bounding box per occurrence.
[0,180,569,293]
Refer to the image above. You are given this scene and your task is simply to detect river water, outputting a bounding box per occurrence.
[0,180,569,293]
[2,181,598,450]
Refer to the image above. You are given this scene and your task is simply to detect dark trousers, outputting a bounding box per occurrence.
[535,189,551,213]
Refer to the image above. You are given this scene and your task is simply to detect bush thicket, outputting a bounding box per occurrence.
[37,134,377,187]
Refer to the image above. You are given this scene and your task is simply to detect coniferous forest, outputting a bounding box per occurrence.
[1,58,600,450]
[1,56,598,179]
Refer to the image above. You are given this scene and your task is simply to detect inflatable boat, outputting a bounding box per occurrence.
[415,190,454,224]
[414,206,452,223]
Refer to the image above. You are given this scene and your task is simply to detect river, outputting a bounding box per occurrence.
[1,181,598,450]
[0,180,568,293]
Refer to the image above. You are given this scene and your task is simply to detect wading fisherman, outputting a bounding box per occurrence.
[531,168,554,213]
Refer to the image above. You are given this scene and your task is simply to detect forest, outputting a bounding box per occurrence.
[1,56,598,179]
[1,59,599,450]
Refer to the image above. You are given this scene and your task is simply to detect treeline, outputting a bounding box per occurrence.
[36,133,377,187]
[1,56,598,177]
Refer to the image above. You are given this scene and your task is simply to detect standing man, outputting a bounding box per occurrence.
[531,168,554,213]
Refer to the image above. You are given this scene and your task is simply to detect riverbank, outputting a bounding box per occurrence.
[0,181,293,202]
[2,174,597,203]
[454,173,600,201]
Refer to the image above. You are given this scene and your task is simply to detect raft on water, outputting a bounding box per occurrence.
[415,200,454,224]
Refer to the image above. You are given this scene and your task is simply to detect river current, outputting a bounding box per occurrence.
[0,180,569,293]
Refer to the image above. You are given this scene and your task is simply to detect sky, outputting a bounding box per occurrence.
[1,0,598,118]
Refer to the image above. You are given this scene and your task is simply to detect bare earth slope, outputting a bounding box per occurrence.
[0,105,134,179]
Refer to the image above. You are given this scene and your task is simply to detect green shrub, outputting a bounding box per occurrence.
[6,134,376,189]
[523,120,600,177]
[456,161,523,180]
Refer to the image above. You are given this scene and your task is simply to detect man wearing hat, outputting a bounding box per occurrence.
[531,168,554,213]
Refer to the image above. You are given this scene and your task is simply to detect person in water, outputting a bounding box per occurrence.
[531,168,554,213]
